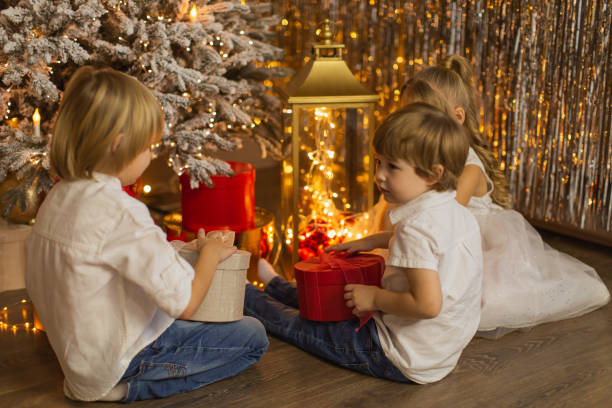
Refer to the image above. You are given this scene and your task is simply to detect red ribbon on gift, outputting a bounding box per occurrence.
[320,252,378,331]
[295,252,384,330]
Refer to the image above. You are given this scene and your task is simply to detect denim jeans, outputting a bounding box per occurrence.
[244,277,410,382]
[119,317,268,402]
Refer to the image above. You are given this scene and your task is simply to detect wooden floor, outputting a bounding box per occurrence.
[1,166,611,407]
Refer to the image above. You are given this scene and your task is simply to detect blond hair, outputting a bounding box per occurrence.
[401,55,512,208]
[51,66,163,180]
[373,102,469,192]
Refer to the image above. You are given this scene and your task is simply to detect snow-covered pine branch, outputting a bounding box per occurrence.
[0,0,289,218]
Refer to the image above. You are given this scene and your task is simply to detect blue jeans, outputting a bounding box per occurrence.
[244,277,410,382]
[119,317,268,402]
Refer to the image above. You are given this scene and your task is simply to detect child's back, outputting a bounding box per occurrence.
[27,173,194,399]
[25,66,268,402]
[463,148,610,335]
[375,189,482,383]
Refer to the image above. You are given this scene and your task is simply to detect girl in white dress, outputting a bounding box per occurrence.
[394,55,610,338]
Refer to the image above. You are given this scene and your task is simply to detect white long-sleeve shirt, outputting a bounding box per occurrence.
[25,173,194,401]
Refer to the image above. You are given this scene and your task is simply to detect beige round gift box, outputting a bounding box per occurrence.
[178,247,251,322]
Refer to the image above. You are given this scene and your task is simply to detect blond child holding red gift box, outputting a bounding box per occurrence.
[25,66,268,402]
[246,102,483,384]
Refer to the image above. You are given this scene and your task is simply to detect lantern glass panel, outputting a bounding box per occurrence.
[281,104,373,262]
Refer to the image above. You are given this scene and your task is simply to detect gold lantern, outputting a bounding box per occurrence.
[280,20,379,267]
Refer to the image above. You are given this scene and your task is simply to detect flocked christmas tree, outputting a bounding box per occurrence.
[0,0,290,220]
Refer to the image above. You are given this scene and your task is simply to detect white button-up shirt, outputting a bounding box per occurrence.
[373,190,483,384]
[25,173,194,401]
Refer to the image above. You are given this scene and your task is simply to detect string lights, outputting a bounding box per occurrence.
[286,107,370,260]
[131,5,267,193]
[0,299,39,335]
[1,0,286,219]
[274,0,611,241]
[280,19,379,263]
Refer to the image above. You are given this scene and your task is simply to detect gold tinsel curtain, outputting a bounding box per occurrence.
[271,0,611,244]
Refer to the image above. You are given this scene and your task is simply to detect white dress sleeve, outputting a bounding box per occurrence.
[465,147,494,193]
[101,201,194,318]
[465,147,485,170]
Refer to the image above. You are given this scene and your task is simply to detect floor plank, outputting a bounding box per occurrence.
[1,165,610,407]
[1,235,610,408]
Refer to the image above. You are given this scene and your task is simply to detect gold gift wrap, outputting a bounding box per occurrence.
[178,246,251,322]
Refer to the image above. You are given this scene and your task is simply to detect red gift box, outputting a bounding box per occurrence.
[295,252,385,322]
[121,177,142,199]
[180,161,255,233]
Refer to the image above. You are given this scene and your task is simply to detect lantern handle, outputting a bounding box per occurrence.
[316,19,335,45]
[313,19,344,60]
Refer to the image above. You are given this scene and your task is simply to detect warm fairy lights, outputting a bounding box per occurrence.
[1,2,278,223]
[0,299,38,335]
[287,107,370,260]
[275,0,611,237]
[260,224,276,260]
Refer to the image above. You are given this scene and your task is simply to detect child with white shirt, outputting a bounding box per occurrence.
[398,55,609,338]
[25,66,268,402]
[245,102,483,384]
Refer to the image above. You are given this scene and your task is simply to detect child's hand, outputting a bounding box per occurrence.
[197,229,237,263]
[344,284,379,316]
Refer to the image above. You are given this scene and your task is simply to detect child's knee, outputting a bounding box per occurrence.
[239,316,269,351]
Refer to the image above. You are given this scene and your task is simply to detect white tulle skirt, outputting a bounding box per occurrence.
[474,208,610,338]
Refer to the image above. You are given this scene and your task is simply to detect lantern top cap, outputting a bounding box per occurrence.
[317,19,335,45]
[283,19,379,105]
[312,19,344,57]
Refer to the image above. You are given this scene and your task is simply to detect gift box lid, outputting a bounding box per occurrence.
[294,252,385,285]
[295,252,384,271]
[175,230,250,269]
[178,246,250,270]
